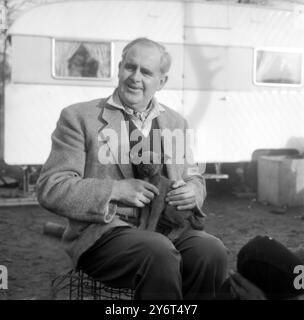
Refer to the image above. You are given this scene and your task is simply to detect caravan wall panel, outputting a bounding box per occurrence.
[11,36,184,90]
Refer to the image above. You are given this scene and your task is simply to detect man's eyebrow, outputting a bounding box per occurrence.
[140,67,153,74]
[124,62,136,68]
[124,62,154,75]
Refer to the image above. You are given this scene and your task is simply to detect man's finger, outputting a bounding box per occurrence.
[142,181,159,195]
[171,180,186,189]
[166,192,194,202]
[176,204,196,211]
[168,197,195,206]
[138,194,151,204]
[167,186,189,197]
[143,190,155,200]
[134,199,145,208]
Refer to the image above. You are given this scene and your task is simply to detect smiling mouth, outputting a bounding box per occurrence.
[126,84,143,91]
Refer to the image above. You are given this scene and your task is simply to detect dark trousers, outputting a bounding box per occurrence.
[78,226,228,300]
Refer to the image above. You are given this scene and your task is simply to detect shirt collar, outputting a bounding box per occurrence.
[107,89,165,121]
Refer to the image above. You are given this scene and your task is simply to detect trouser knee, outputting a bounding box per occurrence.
[209,237,228,266]
[141,232,181,270]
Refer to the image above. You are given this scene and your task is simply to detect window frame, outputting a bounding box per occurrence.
[253,47,304,88]
[51,38,114,81]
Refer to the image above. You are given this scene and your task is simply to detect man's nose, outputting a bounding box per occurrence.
[130,67,141,82]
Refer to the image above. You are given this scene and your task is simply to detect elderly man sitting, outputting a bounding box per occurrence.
[37,38,228,300]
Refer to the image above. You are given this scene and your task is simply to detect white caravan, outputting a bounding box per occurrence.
[4,0,304,168]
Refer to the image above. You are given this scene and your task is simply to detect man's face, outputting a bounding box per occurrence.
[117,44,168,111]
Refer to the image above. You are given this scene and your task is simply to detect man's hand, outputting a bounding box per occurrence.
[229,271,267,300]
[165,180,197,211]
[111,178,159,208]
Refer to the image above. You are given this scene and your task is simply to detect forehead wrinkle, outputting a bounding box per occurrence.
[123,45,162,72]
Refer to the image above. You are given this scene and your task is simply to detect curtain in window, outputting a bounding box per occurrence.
[83,42,111,78]
[55,41,80,77]
[256,51,301,84]
[54,41,112,78]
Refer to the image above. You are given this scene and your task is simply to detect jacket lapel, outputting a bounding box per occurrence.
[99,104,133,179]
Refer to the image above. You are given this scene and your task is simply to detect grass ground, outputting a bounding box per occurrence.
[0,192,303,300]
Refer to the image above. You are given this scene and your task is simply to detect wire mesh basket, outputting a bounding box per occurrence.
[51,269,134,300]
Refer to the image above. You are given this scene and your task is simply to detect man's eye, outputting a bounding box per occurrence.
[125,64,135,71]
[142,70,152,76]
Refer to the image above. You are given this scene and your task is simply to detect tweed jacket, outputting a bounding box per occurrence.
[37,97,207,266]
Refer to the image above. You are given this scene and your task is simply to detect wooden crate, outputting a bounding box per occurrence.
[258,156,304,207]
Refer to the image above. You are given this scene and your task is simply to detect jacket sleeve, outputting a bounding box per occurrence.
[181,119,207,216]
[37,106,116,224]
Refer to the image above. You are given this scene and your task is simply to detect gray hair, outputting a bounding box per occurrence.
[121,38,172,75]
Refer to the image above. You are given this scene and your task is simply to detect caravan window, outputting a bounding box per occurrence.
[52,39,113,79]
[254,49,303,86]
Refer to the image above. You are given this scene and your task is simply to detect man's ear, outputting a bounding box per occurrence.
[118,61,122,76]
[157,75,168,91]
